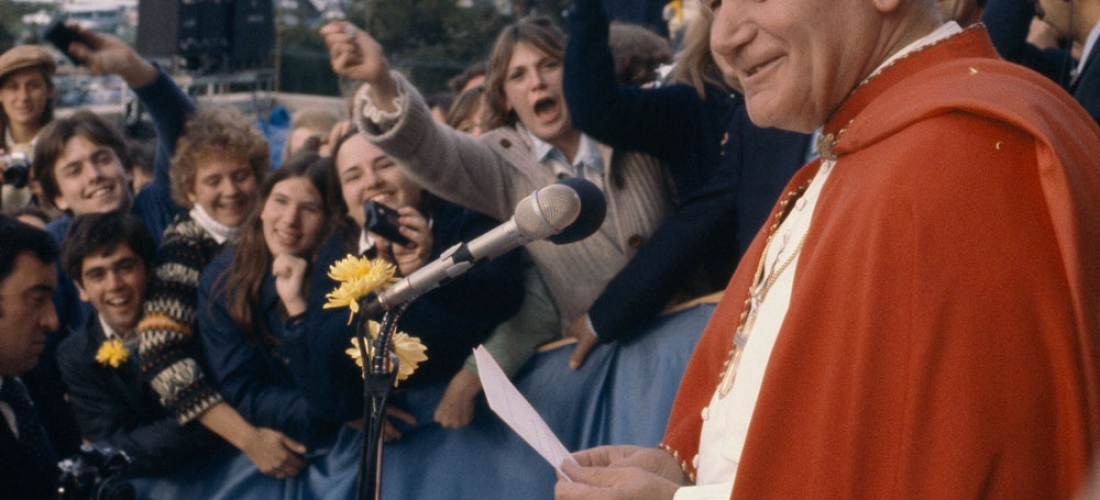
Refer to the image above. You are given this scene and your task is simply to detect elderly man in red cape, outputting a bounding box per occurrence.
[554,0,1100,498]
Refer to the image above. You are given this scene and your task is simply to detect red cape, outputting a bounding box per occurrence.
[663,27,1100,499]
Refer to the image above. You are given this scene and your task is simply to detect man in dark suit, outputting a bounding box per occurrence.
[0,215,63,499]
[983,0,1100,125]
[56,212,223,476]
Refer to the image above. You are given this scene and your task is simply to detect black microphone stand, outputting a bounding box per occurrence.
[355,302,410,500]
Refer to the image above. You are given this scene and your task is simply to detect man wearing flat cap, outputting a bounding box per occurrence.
[0,44,56,211]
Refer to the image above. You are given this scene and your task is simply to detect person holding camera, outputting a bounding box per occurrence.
[295,129,524,437]
[0,44,56,213]
[0,215,62,500]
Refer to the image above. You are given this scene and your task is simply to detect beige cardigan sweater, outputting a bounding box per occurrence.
[354,73,673,325]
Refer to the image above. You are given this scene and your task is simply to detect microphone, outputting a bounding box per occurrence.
[361,178,606,317]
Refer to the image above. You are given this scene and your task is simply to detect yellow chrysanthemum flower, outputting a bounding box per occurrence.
[327,255,376,283]
[95,338,130,368]
[345,321,427,386]
[323,256,399,323]
[391,332,428,383]
[324,284,362,324]
[346,337,367,370]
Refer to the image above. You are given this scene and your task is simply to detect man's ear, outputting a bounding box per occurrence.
[74,280,89,303]
[53,194,70,212]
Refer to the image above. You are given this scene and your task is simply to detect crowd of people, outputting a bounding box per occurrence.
[0,0,1098,499]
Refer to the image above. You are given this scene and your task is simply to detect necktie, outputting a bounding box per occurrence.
[0,378,58,477]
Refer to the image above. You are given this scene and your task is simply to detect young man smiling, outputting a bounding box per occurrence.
[56,212,224,477]
[32,26,191,248]
[31,27,194,333]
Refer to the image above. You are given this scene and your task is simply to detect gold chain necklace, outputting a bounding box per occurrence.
[716,165,823,399]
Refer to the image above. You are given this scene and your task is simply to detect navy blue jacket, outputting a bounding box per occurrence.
[293,198,525,423]
[982,0,1100,125]
[57,313,224,475]
[564,0,811,342]
[32,68,193,463]
[198,249,340,447]
[0,377,58,500]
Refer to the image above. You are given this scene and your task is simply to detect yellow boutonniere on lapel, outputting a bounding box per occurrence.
[95,338,130,368]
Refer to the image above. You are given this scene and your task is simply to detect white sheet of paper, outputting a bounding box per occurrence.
[474,346,578,480]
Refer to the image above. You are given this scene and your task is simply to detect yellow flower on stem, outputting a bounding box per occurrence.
[95,338,130,368]
[390,332,428,383]
[345,320,427,386]
[323,255,399,323]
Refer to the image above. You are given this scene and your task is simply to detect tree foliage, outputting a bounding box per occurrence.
[355,0,509,94]
[277,0,573,96]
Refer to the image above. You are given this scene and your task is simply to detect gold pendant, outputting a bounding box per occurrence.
[719,311,755,399]
[718,345,743,398]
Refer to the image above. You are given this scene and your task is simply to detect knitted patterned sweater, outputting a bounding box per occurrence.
[137,213,226,424]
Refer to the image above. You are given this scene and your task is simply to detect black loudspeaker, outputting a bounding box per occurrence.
[136,0,232,70]
[198,0,230,68]
[135,0,183,59]
[229,0,274,69]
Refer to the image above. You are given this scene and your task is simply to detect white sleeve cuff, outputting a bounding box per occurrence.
[353,78,410,133]
[672,482,734,500]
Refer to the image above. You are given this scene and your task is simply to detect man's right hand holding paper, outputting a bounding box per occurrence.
[555,445,689,500]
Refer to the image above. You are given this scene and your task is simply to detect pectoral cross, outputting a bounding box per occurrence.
[719,298,758,398]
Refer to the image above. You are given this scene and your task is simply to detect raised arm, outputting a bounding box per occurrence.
[321,21,401,113]
[564,0,710,166]
[321,21,533,221]
[67,26,194,241]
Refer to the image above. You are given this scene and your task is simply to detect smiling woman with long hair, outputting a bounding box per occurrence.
[196,152,355,493]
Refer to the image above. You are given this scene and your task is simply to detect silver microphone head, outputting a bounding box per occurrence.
[513,184,582,240]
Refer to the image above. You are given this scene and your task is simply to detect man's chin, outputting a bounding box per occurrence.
[744,103,819,135]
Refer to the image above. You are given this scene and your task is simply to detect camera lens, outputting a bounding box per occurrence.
[3,164,29,189]
[96,476,136,500]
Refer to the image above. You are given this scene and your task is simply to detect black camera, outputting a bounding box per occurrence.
[57,442,136,500]
[42,18,88,65]
[363,200,411,247]
[1,152,32,189]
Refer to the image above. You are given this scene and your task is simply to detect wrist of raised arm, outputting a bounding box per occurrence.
[354,75,410,134]
[120,54,158,89]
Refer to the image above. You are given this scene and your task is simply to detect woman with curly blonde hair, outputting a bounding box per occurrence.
[137,107,309,478]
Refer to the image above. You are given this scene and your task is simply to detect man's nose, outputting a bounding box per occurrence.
[41,302,60,332]
[86,159,109,180]
[105,269,127,289]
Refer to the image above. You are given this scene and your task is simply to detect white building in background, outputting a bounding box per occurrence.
[19,0,137,33]
[61,3,127,32]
